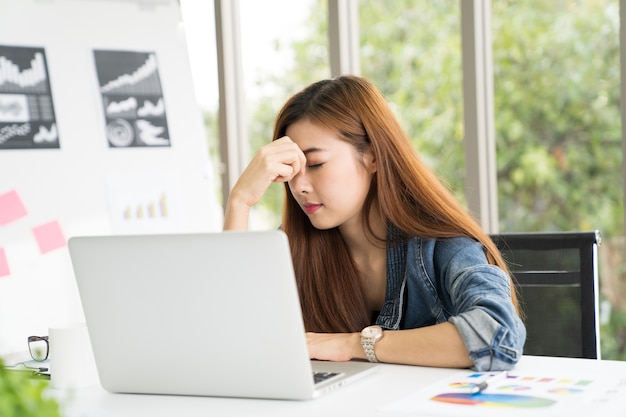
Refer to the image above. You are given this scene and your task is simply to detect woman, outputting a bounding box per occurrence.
[224,75,525,371]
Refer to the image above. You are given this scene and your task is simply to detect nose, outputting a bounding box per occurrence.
[289,169,311,194]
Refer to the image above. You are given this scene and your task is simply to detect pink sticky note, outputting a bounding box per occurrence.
[0,247,9,278]
[32,220,66,254]
[0,189,28,226]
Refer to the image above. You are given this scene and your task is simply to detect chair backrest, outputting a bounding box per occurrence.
[490,231,601,359]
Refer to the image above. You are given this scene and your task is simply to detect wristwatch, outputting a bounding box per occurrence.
[360,325,384,363]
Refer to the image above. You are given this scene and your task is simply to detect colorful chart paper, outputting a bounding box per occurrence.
[431,392,555,408]
[383,370,626,417]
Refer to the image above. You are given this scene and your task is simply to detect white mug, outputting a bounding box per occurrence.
[48,323,99,390]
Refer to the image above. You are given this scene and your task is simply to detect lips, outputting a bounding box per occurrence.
[303,202,322,215]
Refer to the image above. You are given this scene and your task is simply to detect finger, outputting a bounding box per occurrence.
[297,148,306,176]
[271,150,306,182]
[275,136,306,176]
[273,163,299,183]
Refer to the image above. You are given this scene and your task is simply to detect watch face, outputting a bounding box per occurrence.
[362,326,382,338]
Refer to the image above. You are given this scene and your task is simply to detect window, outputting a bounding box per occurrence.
[359,1,465,204]
[493,0,621,234]
[179,0,222,207]
[239,0,328,228]
[492,0,623,359]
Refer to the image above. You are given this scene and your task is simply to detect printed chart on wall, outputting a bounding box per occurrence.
[106,173,182,235]
[382,370,626,417]
[0,45,59,150]
[93,50,170,148]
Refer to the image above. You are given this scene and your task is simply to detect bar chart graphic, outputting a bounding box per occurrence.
[94,50,170,148]
[106,174,182,234]
[0,45,59,149]
[122,192,169,220]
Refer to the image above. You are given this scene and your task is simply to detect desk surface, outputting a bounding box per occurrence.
[50,356,626,417]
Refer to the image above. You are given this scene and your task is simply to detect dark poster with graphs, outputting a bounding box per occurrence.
[0,45,59,150]
[94,50,170,148]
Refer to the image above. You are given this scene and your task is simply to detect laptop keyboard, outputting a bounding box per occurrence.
[313,371,341,384]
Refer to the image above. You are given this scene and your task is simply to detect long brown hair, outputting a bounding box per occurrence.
[273,75,519,332]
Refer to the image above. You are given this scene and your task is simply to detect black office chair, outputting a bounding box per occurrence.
[490,231,601,359]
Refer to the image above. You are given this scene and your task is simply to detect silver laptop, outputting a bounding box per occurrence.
[68,231,377,400]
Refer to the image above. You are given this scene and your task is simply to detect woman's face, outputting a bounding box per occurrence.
[286,119,376,231]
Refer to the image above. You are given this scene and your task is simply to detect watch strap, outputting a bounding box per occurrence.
[361,338,379,363]
[360,326,383,363]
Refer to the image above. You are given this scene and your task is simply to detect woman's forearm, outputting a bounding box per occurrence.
[374,323,473,368]
[223,193,252,230]
[307,322,473,368]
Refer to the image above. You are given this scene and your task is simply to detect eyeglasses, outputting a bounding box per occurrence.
[28,335,49,362]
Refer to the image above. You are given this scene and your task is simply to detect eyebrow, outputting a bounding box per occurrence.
[302,147,327,156]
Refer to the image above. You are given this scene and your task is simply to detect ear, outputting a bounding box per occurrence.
[363,148,377,174]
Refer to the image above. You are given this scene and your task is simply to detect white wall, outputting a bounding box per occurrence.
[0,0,222,355]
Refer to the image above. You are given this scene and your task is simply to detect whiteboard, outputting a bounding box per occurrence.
[0,0,222,355]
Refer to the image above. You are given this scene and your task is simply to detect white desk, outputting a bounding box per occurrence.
[49,356,626,417]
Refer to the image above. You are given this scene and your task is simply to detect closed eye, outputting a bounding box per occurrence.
[308,163,324,169]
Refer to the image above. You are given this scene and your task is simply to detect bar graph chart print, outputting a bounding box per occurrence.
[106,173,182,234]
[94,50,170,148]
[0,45,59,150]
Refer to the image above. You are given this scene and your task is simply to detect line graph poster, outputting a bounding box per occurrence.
[94,50,170,148]
[0,45,59,150]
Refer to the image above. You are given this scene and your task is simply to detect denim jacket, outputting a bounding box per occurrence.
[375,230,526,371]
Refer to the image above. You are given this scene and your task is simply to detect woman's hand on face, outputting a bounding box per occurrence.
[306,332,362,362]
[224,136,304,230]
[231,136,306,208]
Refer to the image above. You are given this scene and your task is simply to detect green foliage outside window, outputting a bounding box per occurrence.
[492,0,621,234]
